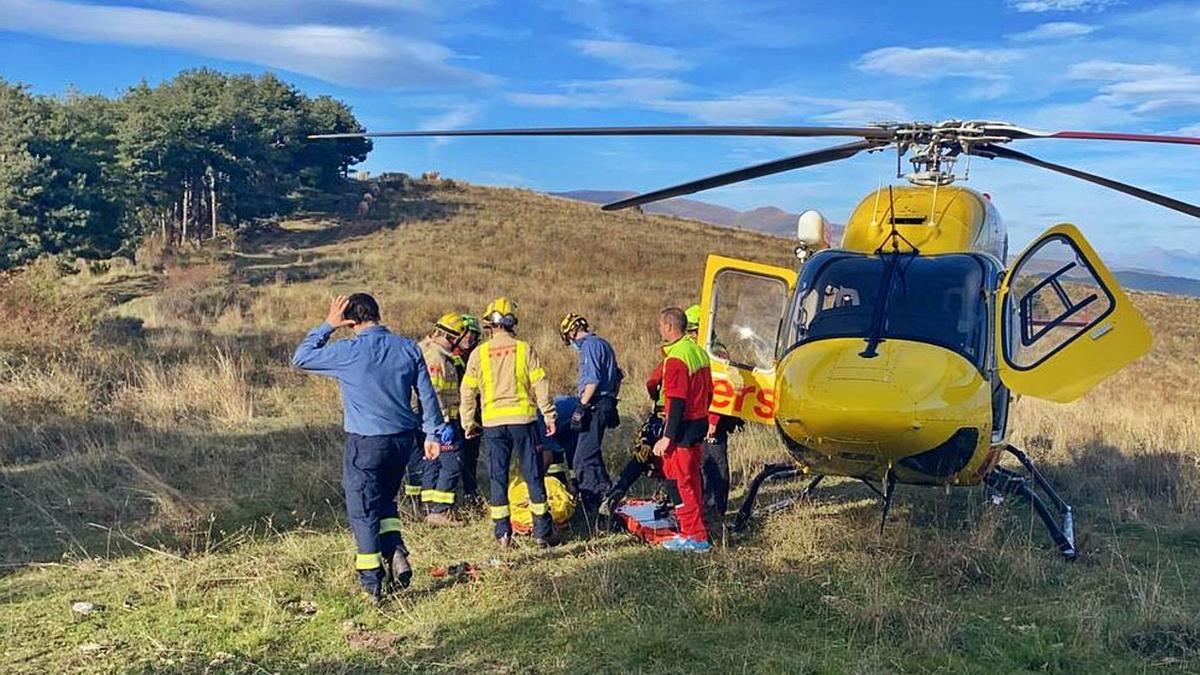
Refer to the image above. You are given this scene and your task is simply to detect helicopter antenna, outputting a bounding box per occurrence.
[875,186,920,255]
[929,176,940,228]
[869,175,883,226]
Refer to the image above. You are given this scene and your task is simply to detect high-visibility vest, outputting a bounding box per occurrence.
[462,334,547,426]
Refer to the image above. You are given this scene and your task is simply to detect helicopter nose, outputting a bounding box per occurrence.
[774,338,990,460]
[776,340,918,441]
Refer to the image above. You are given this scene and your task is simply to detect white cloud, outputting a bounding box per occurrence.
[544,0,830,49]
[418,102,485,146]
[1008,0,1118,12]
[508,79,905,124]
[856,47,1020,79]
[1061,60,1200,118]
[418,103,483,131]
[1008,21,1097,41]
[0,0,494,89]
[805,98,908,124]
[176,0,435,13]
[649,96,796,123]
[1068,60,1187,80]
[507,78,692,109]
[572,39,689,72]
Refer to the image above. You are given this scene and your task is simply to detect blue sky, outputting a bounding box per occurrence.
[2,0,1200,266]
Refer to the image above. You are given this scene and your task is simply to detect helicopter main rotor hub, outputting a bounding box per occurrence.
[881,120,1015,187]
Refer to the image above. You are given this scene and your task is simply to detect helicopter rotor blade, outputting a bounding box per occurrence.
[307,125,896,141]
[973,143,1200,219]
[601,139,886,211]
[989,125,1200,148]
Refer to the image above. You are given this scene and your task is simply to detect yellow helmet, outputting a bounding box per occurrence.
[484,297,518,328]
[434,312,466,339]
[559,313,589,345]
[685,304,702,332]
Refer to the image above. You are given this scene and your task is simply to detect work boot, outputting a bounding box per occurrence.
[495,534,514,550]
[388,551,413,591]
[535,531,560,548]
[425,511,465,528]
[361,584,383,606]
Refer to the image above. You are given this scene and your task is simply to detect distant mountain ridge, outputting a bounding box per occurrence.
[1118,247,1200,280]
[551,189,1200,297]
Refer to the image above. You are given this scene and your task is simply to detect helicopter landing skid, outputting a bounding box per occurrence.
[984,445,1077,560]
[731,464,822,532]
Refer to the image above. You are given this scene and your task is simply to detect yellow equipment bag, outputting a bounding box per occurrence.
[508,475,576,534]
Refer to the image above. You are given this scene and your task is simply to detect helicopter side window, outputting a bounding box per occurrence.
[1005,235,1115,370]
[709,269,789,371]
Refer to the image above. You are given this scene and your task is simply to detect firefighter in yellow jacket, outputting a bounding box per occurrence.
[460,297,559,548]
[418,313,469,528]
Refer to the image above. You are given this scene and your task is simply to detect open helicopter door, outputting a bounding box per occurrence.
[699,255,798,424]
[996,223,1152,403]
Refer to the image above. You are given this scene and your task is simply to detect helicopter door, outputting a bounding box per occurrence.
[996,223,1151,403]
[699,255,798,424]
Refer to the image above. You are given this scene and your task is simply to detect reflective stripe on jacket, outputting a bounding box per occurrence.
[460,331,555,429]
[419,336,460,420]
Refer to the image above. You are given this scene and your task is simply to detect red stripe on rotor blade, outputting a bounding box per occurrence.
[1050,131,1200,146]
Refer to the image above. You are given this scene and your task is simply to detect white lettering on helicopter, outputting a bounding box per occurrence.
[712,377,776,421]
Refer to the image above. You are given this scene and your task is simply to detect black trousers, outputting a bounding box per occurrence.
[611,457,650,497]
[343,432,414,590]
[460,433,482,498]
[702,439,731,517]
[572,397,616,510]
[485,423,552,538]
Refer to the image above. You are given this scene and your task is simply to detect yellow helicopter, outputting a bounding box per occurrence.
[311,120,1200,558]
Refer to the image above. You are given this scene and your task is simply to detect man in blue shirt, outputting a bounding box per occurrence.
[558,313,624,521]
[293,293,444,603]
[537,395,582,487]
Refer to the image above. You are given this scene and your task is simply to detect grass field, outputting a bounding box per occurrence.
[2,177,1199,673]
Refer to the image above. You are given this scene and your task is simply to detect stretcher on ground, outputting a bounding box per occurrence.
[613,499,680,544]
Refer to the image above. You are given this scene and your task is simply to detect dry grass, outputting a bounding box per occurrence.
[116,349,256,428]
[1,178,1198,673]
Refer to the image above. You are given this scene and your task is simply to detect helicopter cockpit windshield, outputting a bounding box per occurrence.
[781,251,993,368]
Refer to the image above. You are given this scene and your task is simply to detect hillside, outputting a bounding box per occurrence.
[552,189,804,236]
[2,178,1199,673]
[553,190,1200,294]
[1114,270,1200,298]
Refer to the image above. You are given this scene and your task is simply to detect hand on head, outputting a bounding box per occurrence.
[326,295,355,329]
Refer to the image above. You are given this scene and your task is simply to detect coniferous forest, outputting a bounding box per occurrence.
[0,69,371,269]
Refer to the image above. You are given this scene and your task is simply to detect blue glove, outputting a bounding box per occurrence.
[437,424,456,447]
[642,415,664,446]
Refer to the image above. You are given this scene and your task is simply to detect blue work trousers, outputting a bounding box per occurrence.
[486,423,552,539]
[343,432,414,590]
